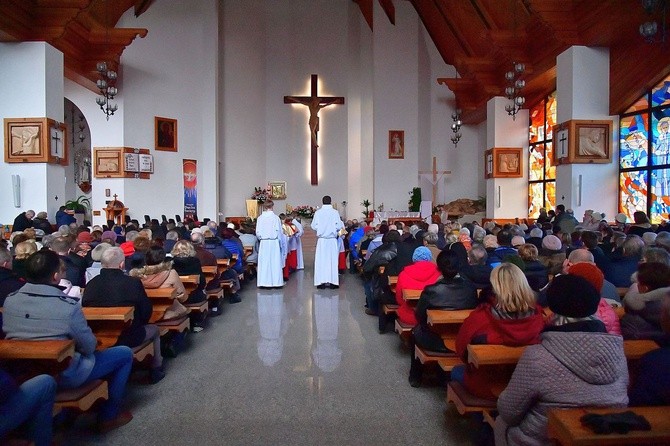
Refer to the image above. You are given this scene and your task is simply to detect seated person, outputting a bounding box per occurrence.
[605,234,644,287]
[83,247,165,383]
[538,234,565,276]
[3,250,134,433]
[221,228,244,275]
[568,262,621,335]
[452,263,545,400]
[621,262,670,341]
[130,246,187,309]
[48,237,86,287]
[494,274,629,446]
[170,240,207,304]
[408,250,478,387]
[459,244,492,290]
[12,240,37,280]
[395,247,441,327]
[629,294,670,406]
[0,246,25,327]
[85,242,112,284]
[486,229,518,267]
[0,371,56,446]
[517,243,548,291]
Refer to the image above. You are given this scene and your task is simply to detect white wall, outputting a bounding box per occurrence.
[0,42,65,224]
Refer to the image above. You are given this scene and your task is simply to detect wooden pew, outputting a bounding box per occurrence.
[144,287,190,334]
[179,274,209,317]
[201,265,225,310]
[216,258,231,276]
[446,381,497,426]
[0,339,108,415]
[402,289,422,301]
[547,406,670,446]
[82,306,133,350]
[427,308,474,351]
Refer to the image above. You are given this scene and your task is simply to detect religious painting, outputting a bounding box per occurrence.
[155,116,178,152]
[488,147,523,178]
[552,120,613,165]
[94,147,124,178]
[651,109,670,166]
[4,117,67,164]
[388,130,404,159]
[269,181,287,200]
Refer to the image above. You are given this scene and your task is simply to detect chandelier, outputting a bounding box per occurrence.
[640,0,667,43]
[504,62,525,120]
[95,62,118,120]
[450,109,462,148]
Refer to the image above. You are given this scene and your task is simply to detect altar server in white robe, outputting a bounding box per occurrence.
[311,195,343,289]
[256,200,283,288]
[291,212,305,270]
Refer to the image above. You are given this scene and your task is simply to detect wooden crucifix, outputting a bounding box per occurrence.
[284,74,345,185]
[418,156,451,208]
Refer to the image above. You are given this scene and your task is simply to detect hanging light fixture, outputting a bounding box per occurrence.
[450,109,462,148]
[95,62,118,120]
[504,62,525,120]
[95,0,118,120]
[640,0,667,43]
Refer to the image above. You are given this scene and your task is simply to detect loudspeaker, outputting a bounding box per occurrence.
[11,174,20,208]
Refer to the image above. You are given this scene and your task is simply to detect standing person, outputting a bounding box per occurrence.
[291,211,305,270]
[312,195,343,289]
[256,200,283,288]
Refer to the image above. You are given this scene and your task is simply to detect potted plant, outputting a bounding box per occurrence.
[361,199,371,218]
[408,187,421,212]
[64,195,91,214]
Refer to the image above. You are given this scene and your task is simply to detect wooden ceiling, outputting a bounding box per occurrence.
[0,0,151,92]
[1,1,669,124]
[359,0,670,124]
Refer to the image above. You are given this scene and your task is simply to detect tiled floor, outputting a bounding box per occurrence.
[68,228,473,445]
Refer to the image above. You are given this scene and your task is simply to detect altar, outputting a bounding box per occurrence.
[371,211,421,226]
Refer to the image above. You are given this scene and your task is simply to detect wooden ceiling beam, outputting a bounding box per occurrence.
[354,0,374,31]
[378,0,395,25]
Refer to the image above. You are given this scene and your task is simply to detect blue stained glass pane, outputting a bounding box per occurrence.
[651,107,670,166]
[651,169,670,223]
[620,114,649,168]
[619,171,648,222]
[651,74,670,108]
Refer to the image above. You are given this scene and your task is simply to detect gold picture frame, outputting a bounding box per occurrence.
[269,181,287,200]
[94,147,124,178]
[485,147,523,178]
[553,119,613,165]
[4,117,68,164]
[155,116,178,152]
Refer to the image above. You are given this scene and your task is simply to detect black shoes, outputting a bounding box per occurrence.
[328,284,339,289]
[150,366,166,384]
[317,284,327,289]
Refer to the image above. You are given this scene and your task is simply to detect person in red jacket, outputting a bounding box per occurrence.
[395,247,441,326]
[454,262,546,400]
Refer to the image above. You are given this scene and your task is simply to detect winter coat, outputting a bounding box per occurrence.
[395,261,441,326]
[629,347,670,406]
[171,256,206,303]
[455,303,546,399]
[523,260,549,291]
[495,331,629,446]
[597,298,621,335]
[130,261,186,301]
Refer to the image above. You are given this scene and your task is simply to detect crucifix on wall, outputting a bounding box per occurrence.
[418,156,451,208]
[284,74,345,185]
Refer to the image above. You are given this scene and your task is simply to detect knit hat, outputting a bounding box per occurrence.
[101,230,117,242]
[591,212,603,222]
[483,234,499,249]
[511,235,526,247]
[542,234,562,251]
[427,224,439,234]
[113,226,123,234]
[91,243,112,262]
[568,262,604,292]
[120,241,135,257]
[547,274,600,318]
[530,227,543,238]
[412,246,433,262]
[77,232,93,243]
[615,213,627,224]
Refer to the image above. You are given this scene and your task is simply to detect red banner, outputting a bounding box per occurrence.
[183,159,197,220]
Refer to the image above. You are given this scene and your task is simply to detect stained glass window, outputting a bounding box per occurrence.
[528,93,557,217]
[619,72,670,224]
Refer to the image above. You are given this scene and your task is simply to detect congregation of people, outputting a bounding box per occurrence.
[4,200,670,444]
[0,208,281,445]
[346,204,670,445]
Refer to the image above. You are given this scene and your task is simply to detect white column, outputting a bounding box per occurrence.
[0,42,66,224]
[555,46,618,219]
[485,96,529,218]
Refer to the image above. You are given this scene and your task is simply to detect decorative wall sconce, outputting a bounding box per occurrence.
[504,62,525,120]
[450,109,462,148]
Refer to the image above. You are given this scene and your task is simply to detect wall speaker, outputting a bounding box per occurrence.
[11,174,20,208]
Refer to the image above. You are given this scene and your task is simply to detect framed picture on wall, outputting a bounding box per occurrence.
[388,130,404,159]
[4,117,67,164]
[486,147,523,178]
[552,119,613,164]
[269,181,287,200]
[155,116,178,151]
[94,147,124,178]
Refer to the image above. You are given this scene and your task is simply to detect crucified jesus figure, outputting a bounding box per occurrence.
[307,97,341,147]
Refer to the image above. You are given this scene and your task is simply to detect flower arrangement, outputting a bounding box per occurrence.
[294,205,316,219]
[251,186,271,203]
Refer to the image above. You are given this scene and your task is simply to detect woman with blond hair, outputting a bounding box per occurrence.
[170,240,206,304]
[12,240,38,279]
[454,262,545,400]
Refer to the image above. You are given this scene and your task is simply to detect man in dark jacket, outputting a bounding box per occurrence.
[362,230,401,315]
[12,210,34,232]
[82,247,164,383]
[31,212,53,235]
[0,247,24,330]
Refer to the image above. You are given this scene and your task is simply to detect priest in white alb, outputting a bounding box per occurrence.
[311,195,343,289]
[256,200,283,288]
